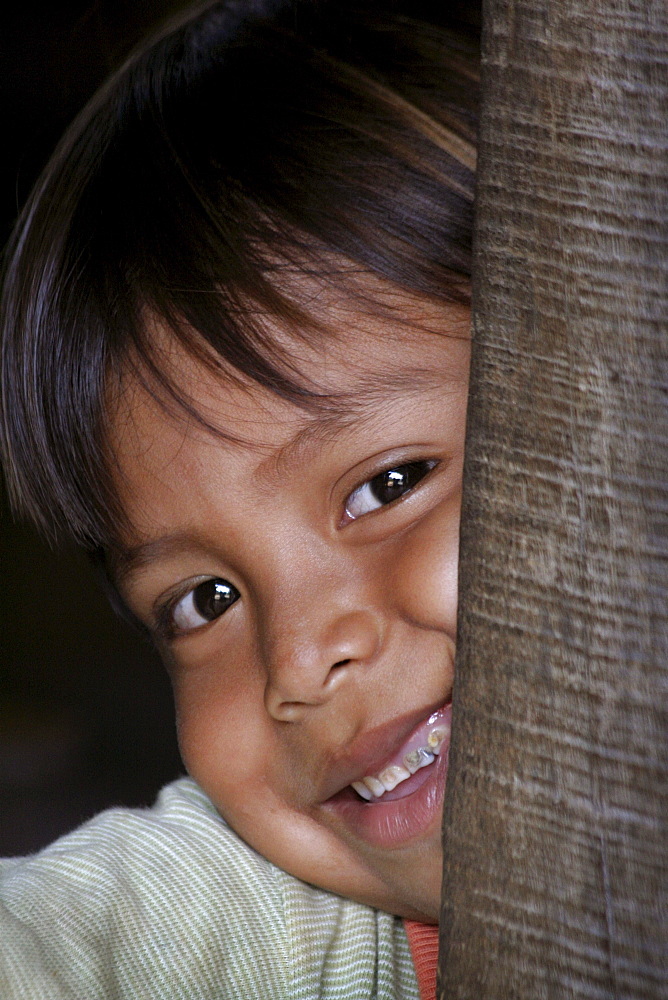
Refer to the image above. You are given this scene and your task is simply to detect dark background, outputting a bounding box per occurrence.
[0,1,191,856]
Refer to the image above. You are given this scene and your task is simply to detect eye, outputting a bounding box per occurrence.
[344,460,436,521]
[168,578,240,634]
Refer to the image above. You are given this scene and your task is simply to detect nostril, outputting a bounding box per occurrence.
[332,659,352,669]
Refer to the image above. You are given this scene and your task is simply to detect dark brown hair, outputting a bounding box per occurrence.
[1,0,479,551]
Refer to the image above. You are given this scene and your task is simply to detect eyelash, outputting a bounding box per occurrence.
[156,458,437,639]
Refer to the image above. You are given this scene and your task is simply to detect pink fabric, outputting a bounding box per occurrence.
[403,919,439,1000]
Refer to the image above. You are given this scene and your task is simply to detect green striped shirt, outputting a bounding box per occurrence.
[0,778,420,999]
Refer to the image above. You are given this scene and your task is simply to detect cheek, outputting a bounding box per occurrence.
[175,692,276,833]
[167,646,269,798]
[390,497,461,635]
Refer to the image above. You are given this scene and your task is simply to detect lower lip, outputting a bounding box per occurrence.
[322,716,451,850]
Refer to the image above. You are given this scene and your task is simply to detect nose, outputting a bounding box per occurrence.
[261,585,383,722]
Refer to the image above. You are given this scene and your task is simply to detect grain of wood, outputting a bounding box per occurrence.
[439,1,667,997]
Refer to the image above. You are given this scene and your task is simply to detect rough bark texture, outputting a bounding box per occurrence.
[439,2,667,998]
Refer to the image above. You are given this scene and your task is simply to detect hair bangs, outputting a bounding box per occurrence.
[1,0,479,551]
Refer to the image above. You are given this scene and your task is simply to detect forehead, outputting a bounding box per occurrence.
[107,288,470,544]
[119,281,469,410]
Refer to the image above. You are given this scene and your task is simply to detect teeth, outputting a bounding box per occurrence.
[427,726,448,754]
[351,780,373,801]
[378,764,411,791]
[362,776,386,798]
[403,746,435,773]
[351,722,449,801]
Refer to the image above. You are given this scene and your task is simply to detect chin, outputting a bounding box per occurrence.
[350,832,444,923]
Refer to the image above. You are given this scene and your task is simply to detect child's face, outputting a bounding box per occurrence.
[110,287,470,922]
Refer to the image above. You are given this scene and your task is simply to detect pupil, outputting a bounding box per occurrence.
[193,579,238,620]
[372,463,425,504]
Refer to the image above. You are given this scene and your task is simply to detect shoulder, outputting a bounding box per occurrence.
[2,777,283,929]
[0,779,418,1000]
[0,779,286,998]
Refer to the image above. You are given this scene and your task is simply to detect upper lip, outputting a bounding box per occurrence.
[317,696,449,802]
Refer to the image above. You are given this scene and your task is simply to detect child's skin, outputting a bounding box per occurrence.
[107,280,470,923]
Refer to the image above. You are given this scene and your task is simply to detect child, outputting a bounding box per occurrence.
[0,1,478,996]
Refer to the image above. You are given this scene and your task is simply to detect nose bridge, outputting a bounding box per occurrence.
[258,548,382,720]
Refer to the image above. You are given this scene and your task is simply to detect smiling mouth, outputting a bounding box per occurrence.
[350,711,450,802]
[322,702,452,849]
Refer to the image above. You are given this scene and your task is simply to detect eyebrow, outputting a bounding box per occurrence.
[258,367,455,486]
[293,362,464,429]
[112,533,207,589]
[112,365,460,587]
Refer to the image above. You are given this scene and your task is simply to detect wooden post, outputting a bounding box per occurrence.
[439,1,667,997]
